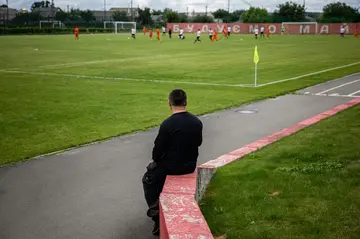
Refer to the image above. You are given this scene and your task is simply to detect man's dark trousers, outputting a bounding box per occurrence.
[142,162,166,222]
[142,161,195,222]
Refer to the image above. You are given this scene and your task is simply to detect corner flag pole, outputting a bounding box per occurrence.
[253,46,259,87]
[255,62,258,87]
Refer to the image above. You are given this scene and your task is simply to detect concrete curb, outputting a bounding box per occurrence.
[159,98,360,239]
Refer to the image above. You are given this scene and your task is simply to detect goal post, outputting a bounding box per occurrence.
[281,22,318,34]
[39,20,64,29]
[104,21,136,34]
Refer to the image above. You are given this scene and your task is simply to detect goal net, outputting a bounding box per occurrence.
[104,21,136,34]
[39,21,64,29]
[282,22,318,34]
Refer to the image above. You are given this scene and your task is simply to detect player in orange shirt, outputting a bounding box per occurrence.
[143,26,147,35]
[354,28,359,38]
[212,30,219,43]
[266,27,270,38]
[223,27,228,38]
[148,29,153,39]
[74,27,79,40]
[156,28,160,41]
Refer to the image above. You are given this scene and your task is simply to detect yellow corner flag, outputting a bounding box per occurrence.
[254,46,259,64]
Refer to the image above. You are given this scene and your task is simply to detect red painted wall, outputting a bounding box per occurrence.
[166,23,360,34]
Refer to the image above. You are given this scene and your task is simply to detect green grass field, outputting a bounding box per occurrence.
[0,33,359,165]
[200,105,360,239]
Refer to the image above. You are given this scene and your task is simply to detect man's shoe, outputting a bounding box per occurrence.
[152,220,160,236]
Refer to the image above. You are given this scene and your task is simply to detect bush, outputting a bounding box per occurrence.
[0,27,115,35]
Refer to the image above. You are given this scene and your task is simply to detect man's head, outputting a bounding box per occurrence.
[168,89,187,113]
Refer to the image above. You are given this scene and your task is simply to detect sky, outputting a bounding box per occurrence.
[4,0,360,13]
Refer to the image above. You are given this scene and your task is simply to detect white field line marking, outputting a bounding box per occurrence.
[256,62,360,87]
[5,53,200,70]
[348,89,360,96]
[0,69,255,88]
[316,79,360,94]
[313,93,360,98]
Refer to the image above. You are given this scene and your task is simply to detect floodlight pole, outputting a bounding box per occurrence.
[6,0,9,27]
[103,0,106,21]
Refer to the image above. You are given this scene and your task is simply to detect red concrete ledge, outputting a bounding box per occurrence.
[159,98,360,239]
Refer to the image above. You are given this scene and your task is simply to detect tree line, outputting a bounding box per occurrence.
[4,1,360,28]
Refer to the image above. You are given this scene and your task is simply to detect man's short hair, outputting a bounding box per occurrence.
[169,89,187,106]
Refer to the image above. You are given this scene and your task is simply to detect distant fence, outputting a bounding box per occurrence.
[167,23,360,34]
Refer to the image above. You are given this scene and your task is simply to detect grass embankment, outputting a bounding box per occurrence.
[201,105,360,239]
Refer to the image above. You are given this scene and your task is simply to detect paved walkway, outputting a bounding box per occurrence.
[0,74,358,239]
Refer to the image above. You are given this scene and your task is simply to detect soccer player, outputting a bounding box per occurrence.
[354,28,359,38]
[260,26,265,38]
[149,29,153,39]
[281,25,285,35]
[156,28,161,41]
[143,26,147,35]
[212,30,219,43]
[168,28,172,39]
[227,26,231,36]
[194,29,201,43]
[131,28,136,39]
[178,28,184,39]
[74,27,79,40]
[254,27,259,39]
[223,27,228,38]
[162,26,166,36]
[340,25,345,37]
[208,28,213,40]
[266,27,271,38]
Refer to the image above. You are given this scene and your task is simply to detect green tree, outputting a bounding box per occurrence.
[213,9,229,19]
[242,7,270,23]
[136,7,153,26]
[31,2,42,11]
[67,9,82,21]
[11,12,43,25]
[192,15,214,23]
[80,10,95,22]
[165,10,180,23]
[30,1,52,10]
[112,11,129,21]
[321,2,359,22]
[274,1,305,22]
[229,10,245,22]
[55,10,69,21]
[152,9,162,15]
[179,13,188,23]
[0,4,8,8]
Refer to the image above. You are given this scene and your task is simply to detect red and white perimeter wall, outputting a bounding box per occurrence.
[167,23,360,34]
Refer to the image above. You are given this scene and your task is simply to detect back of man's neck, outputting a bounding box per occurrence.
[172,108,187,114]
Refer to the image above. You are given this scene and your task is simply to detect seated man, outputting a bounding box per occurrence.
[142,89,203,236]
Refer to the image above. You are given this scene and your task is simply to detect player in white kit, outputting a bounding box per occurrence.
[254,27,259,39]
[194,29,201,43]
[209,28,213,40]
[260,26,265,38]
[131,28,136,39]
[162,26,166,36]
[227,26,231,36]
[340,26,345,37]
[178,28,185,39]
